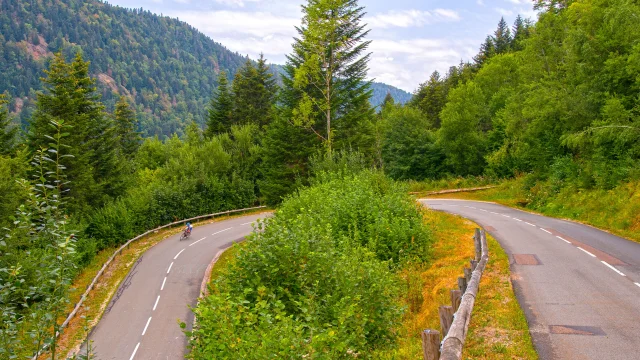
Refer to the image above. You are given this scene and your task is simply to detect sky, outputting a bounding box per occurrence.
[105,0,537,92]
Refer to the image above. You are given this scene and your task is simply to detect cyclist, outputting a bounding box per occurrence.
[185,222,193,236]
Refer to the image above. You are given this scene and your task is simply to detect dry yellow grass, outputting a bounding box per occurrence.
[383,209,537,359]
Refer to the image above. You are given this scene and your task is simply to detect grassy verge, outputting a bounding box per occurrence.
[381,209,536,359]
[424,178,640,244]
[52,209,271,358]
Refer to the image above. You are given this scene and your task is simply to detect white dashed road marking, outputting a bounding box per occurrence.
[541,228,552,234]
[601,261,626,276]
[212,227,233,235]
[241,222,254,225]
[577,247,597,258]
[513,218,522,222]
[635,283,640,288]
[174,249,185,259]
[129,343,140,360]
[142,317,152,336]
[153,296,160,311]
[166,262,173,274]
[161,277,167,291]
[525,222,536,227]
[188,237,207,247]
[502,214,511,218]
[556,236,572,244]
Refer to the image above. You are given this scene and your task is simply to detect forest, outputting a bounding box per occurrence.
[1,0,639,358]
[0,0,410,137]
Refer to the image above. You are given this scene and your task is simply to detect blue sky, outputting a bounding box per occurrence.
[105,0,536,92]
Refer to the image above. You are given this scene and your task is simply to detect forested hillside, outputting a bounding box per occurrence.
[0,0,409,136]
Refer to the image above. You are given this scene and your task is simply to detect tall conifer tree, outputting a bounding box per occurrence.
[114,96,141,158]
[282,0,374,153]
[206,71,234,137]
[232,55,277,129]
[0,94,17,155]
[28,52,116,211]
[494,17,513,54]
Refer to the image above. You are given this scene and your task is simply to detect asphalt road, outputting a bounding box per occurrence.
[86,213,267,360]
[422,199,640,360]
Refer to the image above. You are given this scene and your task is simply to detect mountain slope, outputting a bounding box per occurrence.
[0,0,411,137]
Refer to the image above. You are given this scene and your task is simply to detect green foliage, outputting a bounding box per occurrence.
[0,94,17,155]
[114,96,141,159]
[205,71,234,137]
[189,171,432,359]
[381,105,445,180]
[232,55,277,129]
[282,0,374,153]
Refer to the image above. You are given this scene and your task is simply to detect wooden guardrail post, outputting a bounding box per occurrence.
[470,259,478,271]
[421,329,441,360]
[463,267,472,282]
[474,228,482,261]
[457,277,467,293]
[439,305,455,336]
[450,289,462,310]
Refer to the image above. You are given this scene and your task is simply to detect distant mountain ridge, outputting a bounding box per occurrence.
[0,0,410,137]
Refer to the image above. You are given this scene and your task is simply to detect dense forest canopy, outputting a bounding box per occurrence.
[0,0,410,137]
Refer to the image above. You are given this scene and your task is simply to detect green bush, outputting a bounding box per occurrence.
[189,171,432,358]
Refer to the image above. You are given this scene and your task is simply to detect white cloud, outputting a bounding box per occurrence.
[366,9,460,28]
[495,7,514,16]
[212,0,262,7]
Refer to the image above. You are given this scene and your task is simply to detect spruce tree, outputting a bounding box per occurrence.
[206,71,234,137]
[474,35,496,66]
[382,92,395,108]
[493,17,513,54]
[27,52,116,211]
[511,15,530,51]
[0,94,17,155]
[114,95,141,158]
[232,56,277,129]
[282,0,374,153]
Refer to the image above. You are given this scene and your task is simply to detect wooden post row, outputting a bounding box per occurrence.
[421,329,441,360]
[463,267,472,282]
[458,276,467,294]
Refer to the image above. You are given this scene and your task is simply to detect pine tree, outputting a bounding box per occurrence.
[494,17,513,54]
[232,55,277,129]
[0,94,17,155]
[27,52,116,211]
[382,92,395,108]
[282,0,374,154]
[114,96,141,158]
[474,35,496,66]
[206,71,234,137]
[511,15,531,51]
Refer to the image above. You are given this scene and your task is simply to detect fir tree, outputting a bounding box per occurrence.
[114,96,141,158]
[512,15,531,51]
[382,92,395,108]
[206,71,234,137]
[27,52,117,211]
[282,0,374,154]
[232,55,277,129]
[494,17,513,54]
[0,94,17,155]
[474,35,496,66]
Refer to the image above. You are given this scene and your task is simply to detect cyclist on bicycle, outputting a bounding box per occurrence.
[185,222,193,235]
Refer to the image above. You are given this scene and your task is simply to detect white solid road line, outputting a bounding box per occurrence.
[212,227,233,235]
[153,296,160,311]
[556,236,572,244]
[129,342,140,360]
[577,247,597,258]
[601,261,626,276]
[161,277,167,291]
[142,317,152,336]
[166,262,173,274]
[188,237,207,247]
[173,249,185,259]
[525,222,536,227]
[541,228,552,234]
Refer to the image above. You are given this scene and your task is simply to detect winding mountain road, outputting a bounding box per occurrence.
[87,213,267,360]
[422,199,640,360]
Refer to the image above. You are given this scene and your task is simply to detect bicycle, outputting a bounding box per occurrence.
[179,228,191,241]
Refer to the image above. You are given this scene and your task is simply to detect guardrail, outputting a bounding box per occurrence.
[421,228,489,360]
[32,205,266,360]
[410,186,496,196]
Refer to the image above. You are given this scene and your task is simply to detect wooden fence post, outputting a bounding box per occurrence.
[421,329,441,360]
[474,229,482,261]
[458,277,467,293]
[450,289,462,310]
[439,305,455,336]
[470,259,478,271]
[463,267,472,282]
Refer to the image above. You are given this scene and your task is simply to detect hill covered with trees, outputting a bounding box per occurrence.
[0,0,409,137]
